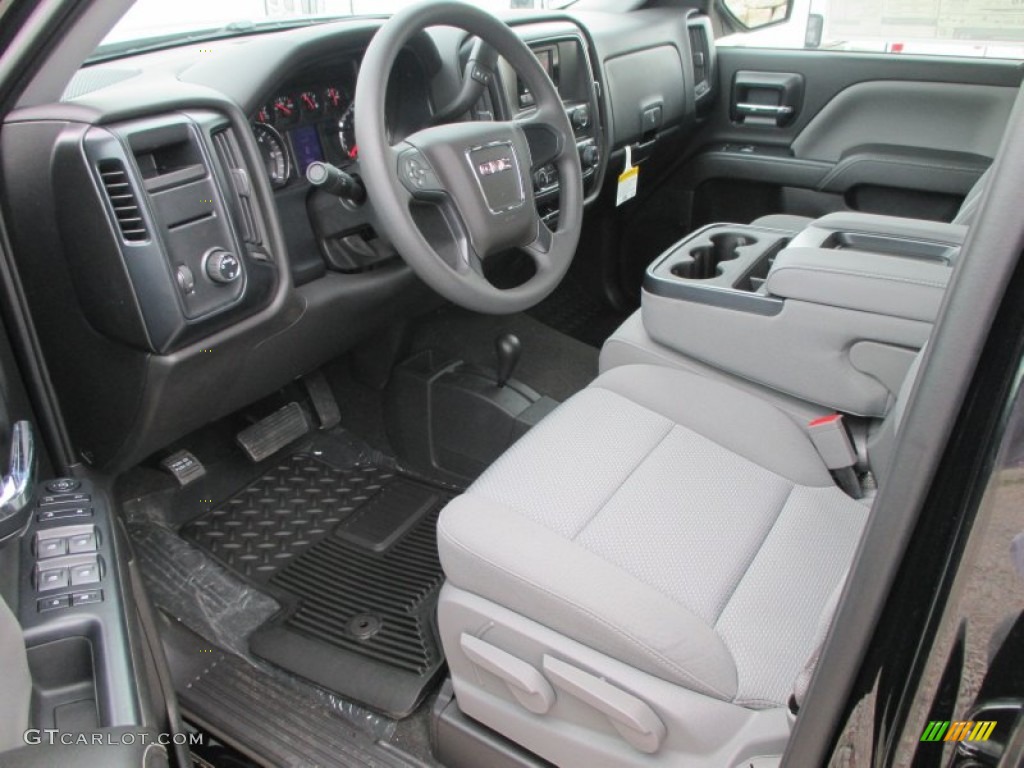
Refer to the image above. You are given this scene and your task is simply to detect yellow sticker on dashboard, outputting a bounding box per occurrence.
[616,145,638,206]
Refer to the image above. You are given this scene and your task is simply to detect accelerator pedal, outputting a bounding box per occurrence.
[236,402,311,463]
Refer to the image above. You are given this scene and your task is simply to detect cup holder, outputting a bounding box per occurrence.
[670,233,757,280]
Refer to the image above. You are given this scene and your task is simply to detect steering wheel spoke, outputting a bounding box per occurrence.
[522,218,563,273]
[514,103,566,169]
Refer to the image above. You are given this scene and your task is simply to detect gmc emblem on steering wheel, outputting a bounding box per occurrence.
[477,157,513,176]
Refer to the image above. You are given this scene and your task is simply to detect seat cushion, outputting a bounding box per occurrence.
[437,364,869,708]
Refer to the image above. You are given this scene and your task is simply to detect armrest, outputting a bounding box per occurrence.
[766,247,952,323]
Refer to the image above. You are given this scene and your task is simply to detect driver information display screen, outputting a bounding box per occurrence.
[290,125,324,175]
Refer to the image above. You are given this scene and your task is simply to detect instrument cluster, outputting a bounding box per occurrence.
[250,59,360,189]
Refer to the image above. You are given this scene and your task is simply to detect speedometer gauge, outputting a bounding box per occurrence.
[338,104,357,160]
[252,123,290,189]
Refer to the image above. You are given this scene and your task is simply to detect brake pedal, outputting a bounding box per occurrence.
[236,402,311,463]
[302,371,341,430]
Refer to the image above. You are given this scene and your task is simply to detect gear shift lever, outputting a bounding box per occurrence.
[495,333,522,388]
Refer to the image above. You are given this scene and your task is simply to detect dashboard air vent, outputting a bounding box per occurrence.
[212,128,262,246]
[98,159,148,242]
[688,23,711,100]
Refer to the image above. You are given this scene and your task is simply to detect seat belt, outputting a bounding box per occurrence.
[807,414,863,499]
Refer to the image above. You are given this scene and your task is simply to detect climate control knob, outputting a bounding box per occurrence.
[205,249,242,284]
[571,105,590,130]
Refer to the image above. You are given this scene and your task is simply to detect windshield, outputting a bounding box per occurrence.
[98,0,569,55]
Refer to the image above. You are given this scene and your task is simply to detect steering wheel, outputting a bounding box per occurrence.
[354,0,584,314]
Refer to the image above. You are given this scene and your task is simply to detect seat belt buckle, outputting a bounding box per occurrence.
[807,414,863,499]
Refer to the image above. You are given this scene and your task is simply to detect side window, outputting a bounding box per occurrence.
[715,0,1024,60]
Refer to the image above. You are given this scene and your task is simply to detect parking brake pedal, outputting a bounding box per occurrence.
[236,402,311,463]
[302,371,341,430]
[160,450,206,487]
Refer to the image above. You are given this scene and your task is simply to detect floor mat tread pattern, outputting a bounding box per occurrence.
[182,650,419,768]
[180,452,453,716]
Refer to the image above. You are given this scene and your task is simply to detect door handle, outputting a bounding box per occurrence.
[735,103,794,118]
[731,71,803,127]
[1,421,35,520]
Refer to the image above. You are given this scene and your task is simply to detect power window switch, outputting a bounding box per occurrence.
[37,508,93,523]
[72,590,103,607]
[67,532,97,554]
[70,562,100,586]
[37,537,68,559]
[38,568,69,590]
[38,595,70,612]
[39,492,91,506]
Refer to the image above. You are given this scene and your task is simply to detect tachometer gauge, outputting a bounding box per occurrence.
[324,86,345,112]
[299,90,321,115]
[252,123,291,189]
[273,95,297,124]
[338,104,357,160]
[255,105,272,124]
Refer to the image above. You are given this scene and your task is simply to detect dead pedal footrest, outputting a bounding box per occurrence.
[236,402,311,463]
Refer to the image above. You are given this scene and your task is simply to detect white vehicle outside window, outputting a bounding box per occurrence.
[717,0,1024,60]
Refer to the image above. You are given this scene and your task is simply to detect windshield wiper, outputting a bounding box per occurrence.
[88,15,360,64]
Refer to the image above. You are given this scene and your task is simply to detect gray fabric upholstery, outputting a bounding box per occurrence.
[599,310,833,425]
[952,166,992,226]
[791,573,846,710]
[750,213,815,232]
[438,364,869,709]
[765,246,952,323]
[752,164,991,232]
[0,595,31,752]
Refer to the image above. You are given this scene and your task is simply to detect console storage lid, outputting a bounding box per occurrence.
[765,247,952,323]
[788,212,968,262]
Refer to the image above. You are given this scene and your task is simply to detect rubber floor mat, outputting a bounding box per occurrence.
[181,453,454,717]
[163,623,419,767]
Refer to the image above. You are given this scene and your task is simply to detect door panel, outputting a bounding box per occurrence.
[692,50,1022,226]
[706,49,1022,149]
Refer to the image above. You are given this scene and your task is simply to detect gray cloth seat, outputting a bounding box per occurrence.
[753,166,991,232]
[437,363,871,762]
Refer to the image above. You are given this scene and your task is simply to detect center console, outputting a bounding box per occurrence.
[639,213,964,417]
[496,29,605,224]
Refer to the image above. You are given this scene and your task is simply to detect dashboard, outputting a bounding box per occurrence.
[1,9,714,472]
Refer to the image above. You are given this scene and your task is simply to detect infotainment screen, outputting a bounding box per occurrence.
[519,45,559,108]
[290,124,324,175]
